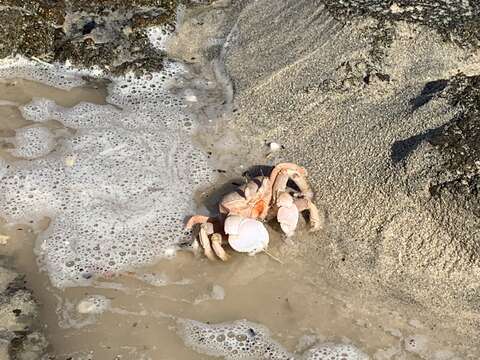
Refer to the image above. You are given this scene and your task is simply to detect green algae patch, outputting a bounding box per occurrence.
[0,0,202,74]
[0,3,63,60]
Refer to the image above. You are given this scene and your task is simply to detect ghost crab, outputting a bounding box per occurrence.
[186,163,321,261]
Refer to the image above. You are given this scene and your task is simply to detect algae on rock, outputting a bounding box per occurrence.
[0,0,189,73]
[0,260,47,360]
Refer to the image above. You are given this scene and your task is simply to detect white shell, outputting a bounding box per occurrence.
[226,217,269,254]
[224,215,244,235]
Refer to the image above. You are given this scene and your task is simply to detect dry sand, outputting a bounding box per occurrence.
[222,0,480,343]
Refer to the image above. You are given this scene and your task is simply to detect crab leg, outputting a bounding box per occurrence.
[211,233,229,261]
[199,223,217,261]
[271,169,289,203]
[291,172,314,200]
[271,167,312,201]
[256,177,272,200]
[185,215,216,230]
[294,198,322,231]
[269,163,307,180]
[269,163,313,200]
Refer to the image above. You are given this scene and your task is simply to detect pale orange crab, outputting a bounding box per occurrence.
[185,163,321,261]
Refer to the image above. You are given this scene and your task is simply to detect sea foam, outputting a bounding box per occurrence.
[0,25,214,288]
[178,318,369,360]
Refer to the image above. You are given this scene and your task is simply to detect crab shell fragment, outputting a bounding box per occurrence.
[224,215,269,255]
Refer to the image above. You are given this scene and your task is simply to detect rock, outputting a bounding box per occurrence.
[0,267,17,293]
[321,0,480,48]
[0,0,185,74]
[9,332,48,360]
[0,263,47,359]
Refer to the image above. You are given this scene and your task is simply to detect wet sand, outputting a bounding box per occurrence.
[1,217,471,359]
[0,79,474,359]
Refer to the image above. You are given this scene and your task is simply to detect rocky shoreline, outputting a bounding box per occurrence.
[0,259,47,359]
[0,0,184,73]
[0,0,479,358]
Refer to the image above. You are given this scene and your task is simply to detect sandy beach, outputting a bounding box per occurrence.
[0,0,479,358]
[222,0,480,345]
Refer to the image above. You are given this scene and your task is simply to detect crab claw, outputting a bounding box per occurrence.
[270,163,313,200]
[276,192,299,237]
[294,198,322,232]
[224,215,269,255]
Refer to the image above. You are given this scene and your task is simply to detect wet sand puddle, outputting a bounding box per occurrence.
[0,81,469,360]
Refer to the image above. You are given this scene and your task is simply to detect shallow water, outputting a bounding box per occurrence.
[0,78,476,360]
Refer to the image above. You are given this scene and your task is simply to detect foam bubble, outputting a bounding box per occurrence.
[57,297,99,329]
[146,26,173,52]
[303,343,369,360]
[178,319,294,359]
[0,56,93,90]
[178,319,369,360]
[8,126,56,159]
[0,54,214,287]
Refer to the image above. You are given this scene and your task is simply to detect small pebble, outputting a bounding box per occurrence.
[268,142,282,152]
[185,94,198,102]
[0,234,10,245]
[77,295,111,314]
[404,334,428,354]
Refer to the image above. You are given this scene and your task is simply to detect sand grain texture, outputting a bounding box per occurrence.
[224,0,480,339]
